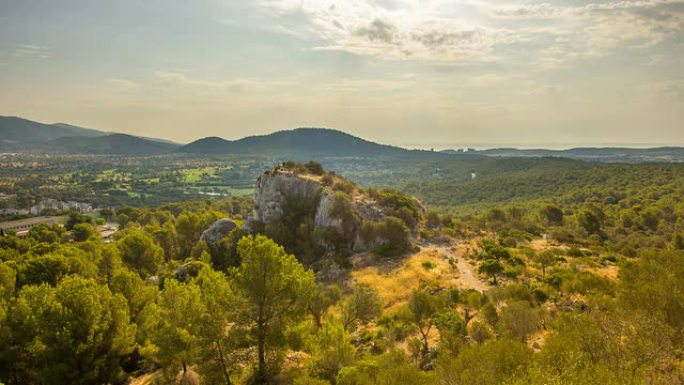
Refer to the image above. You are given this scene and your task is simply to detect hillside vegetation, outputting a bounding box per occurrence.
[1,160,683,385]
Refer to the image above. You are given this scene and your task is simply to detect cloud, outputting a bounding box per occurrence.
[11,44,50,59]
[523,84,567,96]
[492,3,563,19]
[250,0,684,67]
[152,71,296,92]
[354,19,398,44]
[642,79,684,100]
[108,78,142,91]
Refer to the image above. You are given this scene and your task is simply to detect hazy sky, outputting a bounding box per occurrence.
[1,0,683,148]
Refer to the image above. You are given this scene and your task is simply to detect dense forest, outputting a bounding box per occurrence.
[1,161,684,384]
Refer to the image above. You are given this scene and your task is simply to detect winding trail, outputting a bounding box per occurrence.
[432,243,490,292]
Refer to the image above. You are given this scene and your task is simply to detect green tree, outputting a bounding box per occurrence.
[578,210,602,235]
[373,216,412,257]
[65,212,92,230]
[540,205,564,226]
[479,259,504,285]
[468,320,494,344]
[4,276,135,385]
[110,269,156,326]
[671,233,684,250]
[336,351,433,385]
[26,223,65,243]
[233,235,315,383]
[117,229,163,277]
[462,290,484,324]
[97,243,122,285]
[154,221,179,261]
[402,289,444,357]
[194,266,241,385]
[437,338,532,385]
[72,222,97,242]
[341,285,383,331]
[309,283,342,328]
[310,320,356,382]
[0,262,16,301]
[142,279,204,381]
[534,249,558,279]
[175,212,201,258]
[498,301,538,342]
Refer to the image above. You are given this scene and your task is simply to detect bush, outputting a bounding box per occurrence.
[421,261,437,270]
[373,217,412,258]
[566,246,583,258]
[304,161,325,175]
[499,237,517,248]
[332,179,355,194]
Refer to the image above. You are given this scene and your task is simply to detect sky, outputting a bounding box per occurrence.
[0,0,683,149]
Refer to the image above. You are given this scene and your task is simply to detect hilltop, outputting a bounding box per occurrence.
[177,127,430,158]
[0,116,178,153]
[0,116,104,150]
[240,161,426,269]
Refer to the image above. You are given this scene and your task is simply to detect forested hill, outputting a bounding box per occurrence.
[0,116,104,149]
[176,128,455,159]
[0,116,178,153]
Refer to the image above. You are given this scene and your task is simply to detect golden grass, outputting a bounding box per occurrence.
[351,248,460,310]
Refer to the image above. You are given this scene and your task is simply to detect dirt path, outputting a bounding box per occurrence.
[431,243,490,292]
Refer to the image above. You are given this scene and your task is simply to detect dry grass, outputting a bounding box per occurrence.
[129,372,159,385]
[351,248,460,310]
[586,265,620,280]
[130,369,201,385]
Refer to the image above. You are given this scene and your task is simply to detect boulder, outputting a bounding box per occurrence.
[145,275,160,287]
[200,218,237,244]
[174,260,205,282]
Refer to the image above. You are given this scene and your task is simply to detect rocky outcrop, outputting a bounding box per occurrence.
[200,218,237,244]
[253,171,321,223]
[314,191,345,229]
[246,167,422,257]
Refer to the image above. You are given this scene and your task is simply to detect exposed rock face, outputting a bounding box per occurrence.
[247,168,421,257]
[314,191,344,230]
[253,171,322,223]
[200,218,237,244]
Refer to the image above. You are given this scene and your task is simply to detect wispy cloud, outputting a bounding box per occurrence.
[11,44,50,59]
[250,0,684,67]
[153,71,296,91]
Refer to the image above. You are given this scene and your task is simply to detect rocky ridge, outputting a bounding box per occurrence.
[246,165,423,255]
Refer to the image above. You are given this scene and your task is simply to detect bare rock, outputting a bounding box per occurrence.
[253,170,322,224]
[200,218,237,244]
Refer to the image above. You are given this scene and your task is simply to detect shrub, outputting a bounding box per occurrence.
[304,161,325,175]
[373,217,412,258]
[421,261,437,270]
[332,179,355,194]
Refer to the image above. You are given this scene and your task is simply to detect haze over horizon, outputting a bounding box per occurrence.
[1,0,683,148]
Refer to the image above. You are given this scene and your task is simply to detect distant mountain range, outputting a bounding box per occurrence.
[444,147,684,163]
[0,116,180,155]
[0,116,449,159]
[2,116,683,162]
